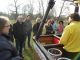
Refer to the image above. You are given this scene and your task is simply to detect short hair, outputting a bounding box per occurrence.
[69,13,80,21]
[17,15,23,21]
[27,15,30,17]
[0,16,9,32]
[36,17,41,23]
[59,21,64,24]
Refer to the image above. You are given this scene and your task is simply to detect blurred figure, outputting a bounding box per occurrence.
[52,19,57,34]
[24,15,32,48]
[45,19,54,35]
[57,21,64,37]
[0,16,22,60]
[59,13,80,59]
[33,17,41,36]
[8,24,14,42]
[13,15,26,58]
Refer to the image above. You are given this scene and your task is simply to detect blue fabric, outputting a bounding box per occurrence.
[52,22,57,32]
[0,36,21,60]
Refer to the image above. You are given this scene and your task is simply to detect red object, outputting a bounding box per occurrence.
[52,37,59,44]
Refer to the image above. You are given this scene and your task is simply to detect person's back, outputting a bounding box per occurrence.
[60,21,80,52]
[59,13,80,59]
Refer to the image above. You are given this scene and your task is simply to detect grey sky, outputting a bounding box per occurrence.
[0,0,79,16]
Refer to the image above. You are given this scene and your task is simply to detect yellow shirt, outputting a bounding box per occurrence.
[59,21,80,52]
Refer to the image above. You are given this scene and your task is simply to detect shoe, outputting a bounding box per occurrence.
[20,54,24,58]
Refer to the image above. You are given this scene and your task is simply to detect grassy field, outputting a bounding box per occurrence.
[10,20,35,60]
[23,35,34,60]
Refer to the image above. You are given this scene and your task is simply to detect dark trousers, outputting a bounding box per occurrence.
[15,35,26,56]
[58,47,79,60]
[26,31,31,47]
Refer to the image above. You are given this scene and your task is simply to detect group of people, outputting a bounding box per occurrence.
[0,15,32,60]
[0,12,80,60]
[33,13,80,60]
[44,19,64,36]
[13,15,32,57]
[33,17,64,37]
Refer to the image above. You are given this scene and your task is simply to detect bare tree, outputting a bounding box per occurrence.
[22,1,34,18]
[38,0,41,14]
[27,0,34,15]
[9,0,22,19]
[50,7,57,17]
[37,0,45,16]
[22,5,27,16]
[40,0,45,16]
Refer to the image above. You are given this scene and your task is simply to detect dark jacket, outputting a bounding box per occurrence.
[33,22,40,36]
[24,20,32,32]
[45,24,53,35]
[9,24,14,42]
[0,34,21,60]
[13,22,27,39]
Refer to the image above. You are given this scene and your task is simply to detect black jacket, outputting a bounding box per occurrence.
[33,22,40,36]
[45,25,53,35]
[13,22,27,39]
[0,34,21,60]
[9,24,14,42]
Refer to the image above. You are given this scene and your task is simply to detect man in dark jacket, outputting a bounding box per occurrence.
[24,15,32,48]
[13,16,26,57]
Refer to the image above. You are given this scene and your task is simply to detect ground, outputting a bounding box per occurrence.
[23,37,34,60]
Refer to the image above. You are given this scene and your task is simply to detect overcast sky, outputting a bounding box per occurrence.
[0,0,79,16]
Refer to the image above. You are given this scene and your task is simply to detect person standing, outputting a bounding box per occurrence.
[0,16,22,60]
[57,21,64,37]
[52,20,57,34]
[13,15,26,58]
[24,15,32,48]
[59,13,80,59]
[45,19,53,35]
[33,17,41,36]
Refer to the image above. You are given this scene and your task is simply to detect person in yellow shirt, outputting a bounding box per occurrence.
[58,13,80,59]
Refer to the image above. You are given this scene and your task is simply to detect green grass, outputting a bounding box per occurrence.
[10,20,16,24]
[23,38,34,60]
